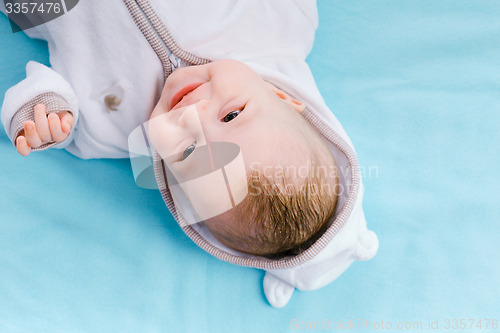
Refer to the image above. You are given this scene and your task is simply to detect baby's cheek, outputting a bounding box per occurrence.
[147,114,173,159]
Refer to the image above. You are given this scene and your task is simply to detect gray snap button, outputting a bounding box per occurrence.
[104,94,121,112]
[98,82,125,113]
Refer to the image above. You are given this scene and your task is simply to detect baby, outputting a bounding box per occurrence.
[16,59,339,258]
[14,59,339,259]
[146,59,340,258]
[1,0,378,307]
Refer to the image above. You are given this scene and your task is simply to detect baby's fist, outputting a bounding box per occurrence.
[16,104,73,156]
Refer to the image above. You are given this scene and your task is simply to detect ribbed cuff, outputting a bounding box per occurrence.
[10,92,73,151]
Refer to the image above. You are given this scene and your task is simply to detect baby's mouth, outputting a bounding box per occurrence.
[170,83,204,111]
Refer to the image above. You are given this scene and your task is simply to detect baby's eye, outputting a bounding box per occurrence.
[222,109,242,122]
[180,141,196,161]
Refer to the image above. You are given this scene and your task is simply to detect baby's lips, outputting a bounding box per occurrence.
[170,83,205,111]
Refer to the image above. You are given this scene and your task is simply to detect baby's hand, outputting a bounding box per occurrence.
[15,104,73,156]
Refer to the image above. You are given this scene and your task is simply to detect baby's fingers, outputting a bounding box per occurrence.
[16,135,31,156]
[59,111,73,133]
[24,121,43,148]
[34,104,51,142]
[48,113,67,142]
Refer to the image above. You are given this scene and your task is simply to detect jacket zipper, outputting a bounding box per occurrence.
[122,0,209,82]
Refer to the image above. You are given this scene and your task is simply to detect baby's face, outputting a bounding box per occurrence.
[148,60,307,221]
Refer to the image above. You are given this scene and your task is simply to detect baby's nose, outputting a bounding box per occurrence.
[177,100,210,127]
[177,102,204,127]
[194,100,210,112]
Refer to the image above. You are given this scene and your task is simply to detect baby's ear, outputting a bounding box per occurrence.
[268,84,306,113]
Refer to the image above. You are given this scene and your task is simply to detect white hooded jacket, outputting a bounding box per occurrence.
[1,0,378,307]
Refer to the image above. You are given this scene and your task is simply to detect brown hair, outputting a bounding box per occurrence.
[206,148,338,259]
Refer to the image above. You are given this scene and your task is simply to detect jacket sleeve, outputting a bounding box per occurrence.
[1,61,80,151]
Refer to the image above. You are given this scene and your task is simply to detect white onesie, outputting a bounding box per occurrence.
[0,0,379,307]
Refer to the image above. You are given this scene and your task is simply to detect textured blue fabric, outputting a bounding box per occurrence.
[1,2,499,332]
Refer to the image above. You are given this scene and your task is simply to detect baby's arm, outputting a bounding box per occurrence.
[1,61,79,156]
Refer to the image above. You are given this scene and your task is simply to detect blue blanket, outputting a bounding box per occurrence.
[1,1,499,332]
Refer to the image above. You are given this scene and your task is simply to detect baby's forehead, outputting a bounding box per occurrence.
[243,134,314,173]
